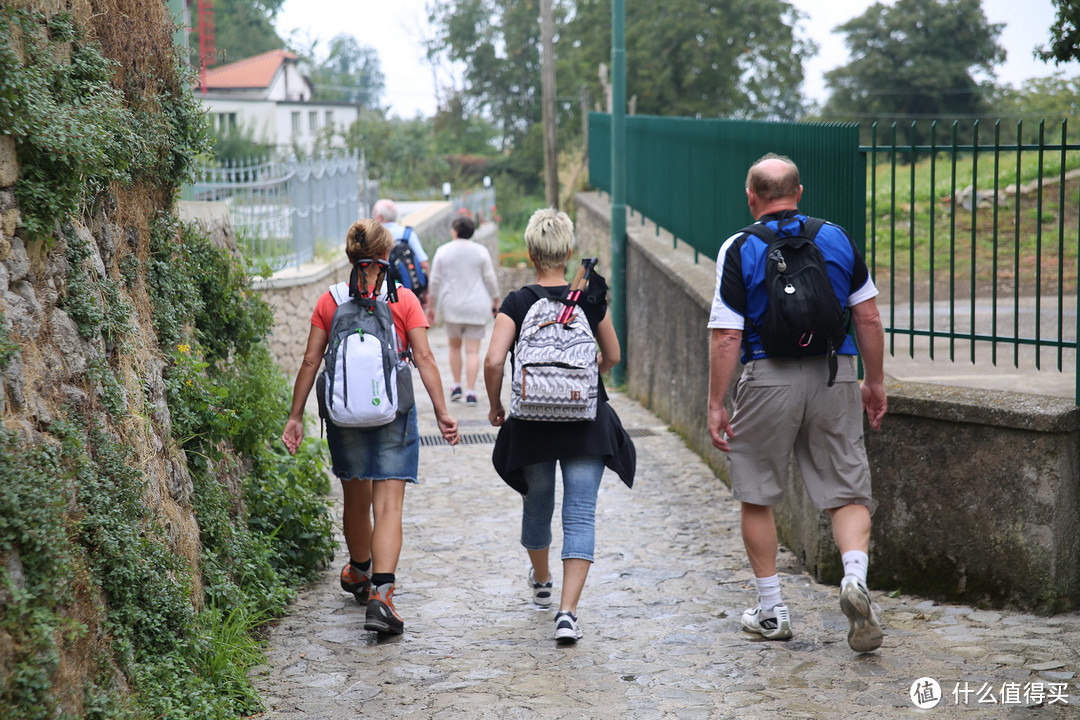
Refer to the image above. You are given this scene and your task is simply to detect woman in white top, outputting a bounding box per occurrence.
[426,216,501,405]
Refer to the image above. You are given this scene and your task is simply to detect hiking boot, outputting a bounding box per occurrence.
[466,392,478,406]
[365,582,404,635]
[450,386,463,402]
[529,568,553,607]
[740,603,793,640]
[554,611,582,642]
[340,562,371,604]
[840,576,883,652]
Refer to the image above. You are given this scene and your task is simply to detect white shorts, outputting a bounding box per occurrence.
[444,322,487,341]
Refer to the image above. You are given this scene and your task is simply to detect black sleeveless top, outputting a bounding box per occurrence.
[490,281,635,495]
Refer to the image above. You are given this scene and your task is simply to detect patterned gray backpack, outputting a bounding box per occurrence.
[509,285,598,422]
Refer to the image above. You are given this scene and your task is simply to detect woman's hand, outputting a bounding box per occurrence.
[488,402,506,427]
[437,411,459,445]
[282,417,304,455]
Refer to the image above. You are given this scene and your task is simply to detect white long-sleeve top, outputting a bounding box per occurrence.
[427,239,500,325]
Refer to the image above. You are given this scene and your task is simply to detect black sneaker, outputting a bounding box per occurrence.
[466,392,478,406]
[340,562,371,604]
[450,386,463,402]
[365,582,404,634]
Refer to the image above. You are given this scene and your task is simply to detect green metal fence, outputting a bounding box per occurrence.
[588,113,865,259]
[589,113,1079,403]
[864,120,1079,402]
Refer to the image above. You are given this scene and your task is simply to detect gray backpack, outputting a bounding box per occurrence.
[317,281,414,427]
[509,285,598,422]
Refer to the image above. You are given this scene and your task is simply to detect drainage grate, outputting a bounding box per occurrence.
[419,427,659,446]
[626,427,659,438]
[419,432,498,446]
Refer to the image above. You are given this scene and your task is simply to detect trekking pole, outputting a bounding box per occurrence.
[557,264,587,324]
[558,257,598,324]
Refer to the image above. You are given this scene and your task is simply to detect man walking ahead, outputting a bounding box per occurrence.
[707,153,887,653]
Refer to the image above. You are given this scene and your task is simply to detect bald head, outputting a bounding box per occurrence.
[746,154,801,200]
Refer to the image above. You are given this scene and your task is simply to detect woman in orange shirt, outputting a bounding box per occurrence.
[282,219,458,635]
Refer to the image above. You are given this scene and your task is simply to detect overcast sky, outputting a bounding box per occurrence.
[275,0,1080,118]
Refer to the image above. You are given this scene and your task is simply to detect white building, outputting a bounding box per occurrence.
[197,49,359,157]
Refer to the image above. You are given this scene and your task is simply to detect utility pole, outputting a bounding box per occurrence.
[540,0,559,209]
[610,0,626,385]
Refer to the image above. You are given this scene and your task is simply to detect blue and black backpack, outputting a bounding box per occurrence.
[388,227,427,298]
[738,217,849,386]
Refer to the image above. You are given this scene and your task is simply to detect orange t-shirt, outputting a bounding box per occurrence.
[311,286,428,352]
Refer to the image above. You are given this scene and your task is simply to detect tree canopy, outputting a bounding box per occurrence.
[425,0,815,155]
[822,0,1005,122]
[560,0,813,120]
[426,0,549,153]
[305,34,385,107]
[1038,0,1080,65]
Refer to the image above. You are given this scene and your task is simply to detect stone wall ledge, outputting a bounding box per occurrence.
[886,379,1080,433]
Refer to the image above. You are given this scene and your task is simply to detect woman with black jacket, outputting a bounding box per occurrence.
[484,208,635,644]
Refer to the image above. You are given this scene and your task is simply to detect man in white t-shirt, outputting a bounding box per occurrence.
[707,153,887,653]
[426,216,500,405]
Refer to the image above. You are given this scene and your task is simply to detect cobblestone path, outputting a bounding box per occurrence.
[256,326,1079,719]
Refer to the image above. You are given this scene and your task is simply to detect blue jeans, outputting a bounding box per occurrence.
[520,456,605,562]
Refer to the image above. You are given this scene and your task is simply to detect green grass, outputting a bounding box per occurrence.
[865,150,1080,298]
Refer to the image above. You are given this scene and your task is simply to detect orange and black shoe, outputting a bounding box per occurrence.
[340,562,372,604]
[364,582,404,635]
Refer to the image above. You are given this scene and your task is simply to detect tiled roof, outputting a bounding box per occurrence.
[204,49,296,89]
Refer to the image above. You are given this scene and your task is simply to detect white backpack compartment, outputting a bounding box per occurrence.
[325,328,398,428]
[319,281,407,429]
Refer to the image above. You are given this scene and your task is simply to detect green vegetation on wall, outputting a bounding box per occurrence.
[0,7,335,719]
[0,9,208,239]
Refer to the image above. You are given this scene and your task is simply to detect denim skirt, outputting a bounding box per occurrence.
[325,406,419,483]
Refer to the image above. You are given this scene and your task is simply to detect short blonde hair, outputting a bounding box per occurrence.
[524,208,575,272]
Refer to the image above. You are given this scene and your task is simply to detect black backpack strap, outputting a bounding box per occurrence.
[523,284,546,301]
[740,216,826,243]
[738,223,777,243]
[801,216,825,240]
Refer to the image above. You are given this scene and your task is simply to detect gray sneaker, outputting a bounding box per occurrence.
[554,611,582,642]
[529,568,553,607]
[740,603,793,640]
[840,576,883,652]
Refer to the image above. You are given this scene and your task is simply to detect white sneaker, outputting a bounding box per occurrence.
[554,611,583,642]
[528,568,553,607]
[740,603,793,640]
[840,576,883,652]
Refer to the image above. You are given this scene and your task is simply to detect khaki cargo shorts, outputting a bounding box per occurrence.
[726,355,872,509]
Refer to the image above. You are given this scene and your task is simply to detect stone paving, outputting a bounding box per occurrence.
[256,325,1080,719]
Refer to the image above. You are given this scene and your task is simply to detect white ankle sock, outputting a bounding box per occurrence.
[755,574,783,610]
[842,550,869,584]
